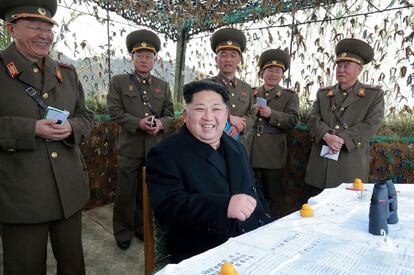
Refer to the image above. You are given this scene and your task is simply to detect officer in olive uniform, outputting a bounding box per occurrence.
[0,1,93,274]
[304,38,384,199]
[107,29,174,249]
[251,49,299,218]
[209,28,255,151]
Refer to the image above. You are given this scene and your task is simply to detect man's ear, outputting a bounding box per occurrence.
[182,109,187,122]
[6,23,15,38]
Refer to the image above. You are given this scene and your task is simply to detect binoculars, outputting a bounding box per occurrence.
[368,179,398,235]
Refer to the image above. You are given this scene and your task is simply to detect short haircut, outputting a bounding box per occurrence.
[183,80,229,104]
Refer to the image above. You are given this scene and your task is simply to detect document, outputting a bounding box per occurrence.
[256,97,267,107]
[224,121,239,141]
[44,106,70,125]
[320,145,340,161]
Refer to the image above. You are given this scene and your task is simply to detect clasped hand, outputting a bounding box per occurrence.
[35,119,72,140]
[139,116,163,136]
[323,132,344,154]
[253,104,271,118]
[228,115,246,137]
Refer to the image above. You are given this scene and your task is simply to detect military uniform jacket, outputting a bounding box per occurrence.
[147,125,273,262]
[0,43,93,223]
[251,85,299,169]
[106,73,174,158]
[210,74,255,132]
[305,81,384,188]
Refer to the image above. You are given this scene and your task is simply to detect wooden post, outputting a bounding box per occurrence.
[174,28,188,104]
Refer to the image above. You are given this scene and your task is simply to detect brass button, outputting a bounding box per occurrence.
[265,93,269,97]
[231,93,235,97]
[343,92,347,96]
[33,67,39,73]
[42,93,49,99]
[144,102,147,105]
[51,152,58,158]
[142,79,146,84]
[335,125,340,129]
[357,142,362,147]
[143,91,147,94]
[340,107,344,111]
[144,112,149,116]
[8,148,15,152]
[277,123,281,127]
[231,104,236,108]
[258,118,262,121]
[257,133,261,137]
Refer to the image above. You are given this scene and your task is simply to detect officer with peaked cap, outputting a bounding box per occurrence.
[250,49,299,218]
[107,29,174,249]
[208,27,255,153]
[303,38,384,201]
[0,0,93,274]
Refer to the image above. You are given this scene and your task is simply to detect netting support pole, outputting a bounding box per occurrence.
[174,28,188,104]
[287,13,296,89]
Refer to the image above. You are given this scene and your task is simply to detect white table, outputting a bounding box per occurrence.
[156,184,414,275]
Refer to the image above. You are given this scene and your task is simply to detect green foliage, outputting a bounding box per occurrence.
[0,22,11,50]
[86,96,107,114]
[380,113,414,137]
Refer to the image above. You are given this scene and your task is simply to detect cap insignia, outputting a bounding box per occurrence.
[227,41,233,45]
[7,62,19,78]
[38,8,47,16]
[141,42,147,47]
[272,60,278,64]
[340,52,347,57]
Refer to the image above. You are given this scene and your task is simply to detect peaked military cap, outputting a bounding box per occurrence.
[183,80,229,104]
[335,38,374,65]
[0,0,57,25]
[210,28,246,54]
[258,49,291,72]
[126,29,161,54]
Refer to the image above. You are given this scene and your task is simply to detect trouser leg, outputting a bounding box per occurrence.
[254,168,285,218]
[113,155,145,242]
[1,221,48,275]
[49,211,85,275]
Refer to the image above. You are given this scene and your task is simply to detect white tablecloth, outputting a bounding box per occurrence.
[156,184,414,275]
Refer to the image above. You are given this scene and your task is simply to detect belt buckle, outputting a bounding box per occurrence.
[257,125,264,134]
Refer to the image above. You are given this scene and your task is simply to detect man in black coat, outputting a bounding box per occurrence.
[147,80,273,263]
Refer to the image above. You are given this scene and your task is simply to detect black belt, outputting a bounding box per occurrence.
[254,125,284,134]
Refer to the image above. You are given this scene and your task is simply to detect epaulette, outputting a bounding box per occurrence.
[284,87,297,93]
[58,61,75,70]
[361,83,382,90]
[318,85,335,91]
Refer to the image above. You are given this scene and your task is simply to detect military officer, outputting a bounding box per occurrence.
[304,38,384,200]
[209,28,255,151]
[106,29,174,249]
[0,1,94,274]
[251,49,299,218]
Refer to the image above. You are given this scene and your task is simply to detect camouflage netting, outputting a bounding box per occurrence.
[81,121,414,217]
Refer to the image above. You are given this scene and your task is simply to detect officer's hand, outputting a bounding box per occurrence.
[139,117,153,131]
[227,125,239,137]
[146,118,163,136]
[323,132,344,152]
[229,115,246,132]
[227,194,257,222]
[253,104,260,114]
[258,106,271,118]
[35,119,72,140]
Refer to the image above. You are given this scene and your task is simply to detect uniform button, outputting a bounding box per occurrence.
[257,133,261,137]
[258,118,262,121]
[343,92,347,96]
[340,107,345,111]
[142,79,146,84]
[8,148,15,152]
[143,91,147,94]
[251,186,257,193]
[33,67,39,73]
[241,228,246,233]
[51,152,58,158]
[231,93,235,97]
[265,93,269,97]
[335,125,340,129]
[42,93,49,99]
[357,142,362,147]
[144,112,149,116]
[144,102,147,105]
[258,219,264,225]
[265,213,272,219]
[277,123,281,127]
[231,104,236,108]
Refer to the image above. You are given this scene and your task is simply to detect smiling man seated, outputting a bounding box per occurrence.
[146,80,273,263]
